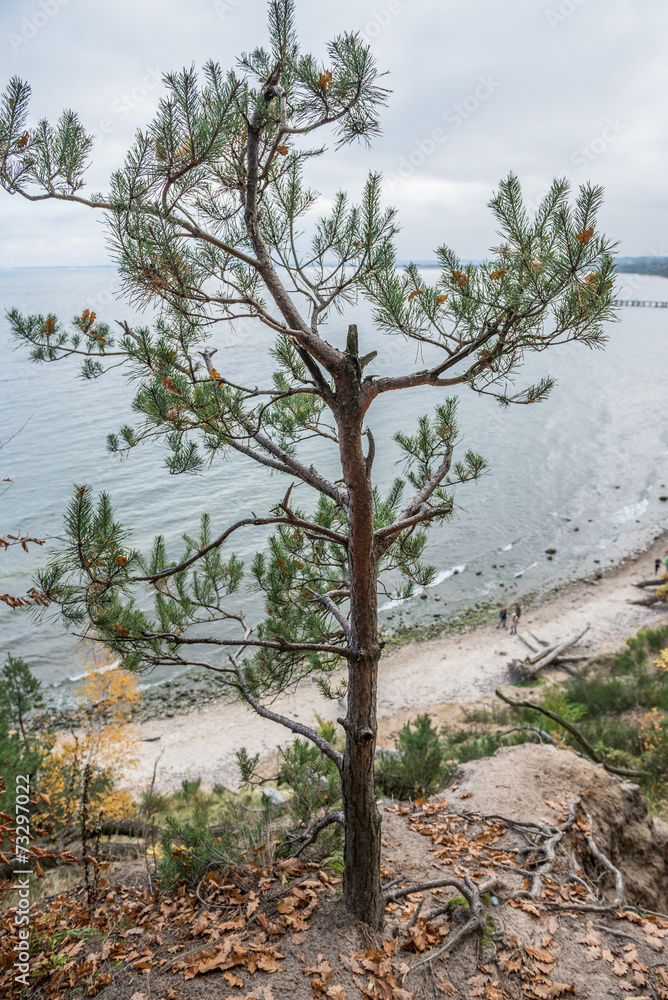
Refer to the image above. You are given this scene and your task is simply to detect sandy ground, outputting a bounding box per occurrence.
[123,536,668,793]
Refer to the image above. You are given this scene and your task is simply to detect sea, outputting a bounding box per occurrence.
[2,267,668,706]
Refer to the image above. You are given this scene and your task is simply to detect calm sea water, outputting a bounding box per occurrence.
[2,267,668,702]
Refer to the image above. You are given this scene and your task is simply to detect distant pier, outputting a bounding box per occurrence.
[613,298,668,308]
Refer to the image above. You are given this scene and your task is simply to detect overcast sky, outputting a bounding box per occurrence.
[0,0,666,267]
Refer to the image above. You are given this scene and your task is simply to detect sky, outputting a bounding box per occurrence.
[0,0,666,267]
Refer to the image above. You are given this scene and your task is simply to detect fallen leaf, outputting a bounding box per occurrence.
[326,986,346,999]
[644,935,664,952]
[509,899,541,917]
[578,927,602,948]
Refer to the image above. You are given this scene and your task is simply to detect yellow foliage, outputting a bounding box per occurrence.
[37,649,140,828]
[632,707,668,757]
[655,649,668,673]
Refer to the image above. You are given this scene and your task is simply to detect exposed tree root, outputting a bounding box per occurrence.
[383,874,499,985]
[518,797,581,900]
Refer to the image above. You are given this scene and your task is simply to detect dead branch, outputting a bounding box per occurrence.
[495,688,648,778]
[517,633,539,654]
[528,631,551,648]
[286,811,345,858]
[526,624,590,672]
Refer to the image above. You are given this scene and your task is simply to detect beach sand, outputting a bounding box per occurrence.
[124,535,668,793]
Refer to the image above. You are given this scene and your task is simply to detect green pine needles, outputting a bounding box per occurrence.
[1,0,618,926]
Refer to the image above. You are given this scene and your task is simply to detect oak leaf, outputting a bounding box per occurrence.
[576,226,594,244]
[525,945,555,964]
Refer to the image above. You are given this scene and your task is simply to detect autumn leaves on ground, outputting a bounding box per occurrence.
[2,749,668,999]
[3,627,668,999]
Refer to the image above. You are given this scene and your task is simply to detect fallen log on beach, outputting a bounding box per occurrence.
[508,624,591,680]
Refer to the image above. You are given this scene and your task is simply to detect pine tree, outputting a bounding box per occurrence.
[0,0,616,926]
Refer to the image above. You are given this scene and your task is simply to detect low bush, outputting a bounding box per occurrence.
[375,714,446,800]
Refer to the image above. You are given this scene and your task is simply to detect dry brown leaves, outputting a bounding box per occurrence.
[0,858,336,1000]
[338,940,412,1000]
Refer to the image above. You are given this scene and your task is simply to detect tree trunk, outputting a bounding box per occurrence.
[341,646,384,928]
[337,324,384,928]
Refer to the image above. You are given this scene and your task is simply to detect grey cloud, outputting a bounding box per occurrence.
[0,0,666,265]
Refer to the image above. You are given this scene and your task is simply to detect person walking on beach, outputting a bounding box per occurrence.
[656,558,662,576]
[497,606,507,629]
[510,611,519,635]
[514,600,521,620]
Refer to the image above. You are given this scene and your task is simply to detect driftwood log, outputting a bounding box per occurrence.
[509,624,591,680]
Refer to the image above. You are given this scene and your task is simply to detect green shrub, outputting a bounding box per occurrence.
[375,714,445,800]
[277,735,341,829]
[565,676,638,717]
[157,807,242,888]
[0,655,47,816]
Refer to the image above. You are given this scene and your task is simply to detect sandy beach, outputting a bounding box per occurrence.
[124,534,668,793]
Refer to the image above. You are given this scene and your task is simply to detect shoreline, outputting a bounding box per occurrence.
[112,529,668,793]
[42,523,666,731]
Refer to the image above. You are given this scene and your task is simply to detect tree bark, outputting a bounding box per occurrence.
[337,324,384,928]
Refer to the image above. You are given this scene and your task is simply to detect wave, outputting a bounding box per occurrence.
[379,564,466,611]
[63,658,121,684]
[611,497,649,525]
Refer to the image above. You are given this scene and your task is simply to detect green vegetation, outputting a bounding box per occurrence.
[373,624,668,806]
[518,624,668,796]
[375,714,446,799]
[0,655,45,816]
[0,0,618,927]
